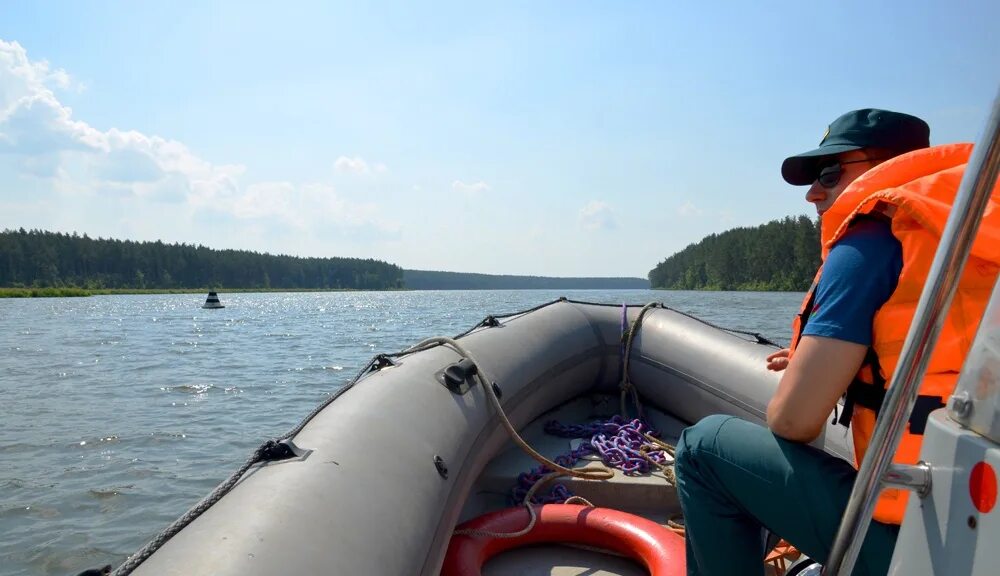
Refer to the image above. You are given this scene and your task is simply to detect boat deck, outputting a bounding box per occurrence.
[468,395,685,522]
[461,394,799,575]
[461,394,684,575]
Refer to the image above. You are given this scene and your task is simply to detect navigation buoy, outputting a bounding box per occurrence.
[202,291,225,309]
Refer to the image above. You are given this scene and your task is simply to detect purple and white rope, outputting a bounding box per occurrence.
[510,415,670,504]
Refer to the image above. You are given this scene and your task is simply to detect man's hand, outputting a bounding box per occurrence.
[766,348,791,371]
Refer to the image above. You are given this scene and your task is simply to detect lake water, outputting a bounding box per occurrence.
[0,289,803,575]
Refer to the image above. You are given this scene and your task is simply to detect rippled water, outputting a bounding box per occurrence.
[0,289,802,575]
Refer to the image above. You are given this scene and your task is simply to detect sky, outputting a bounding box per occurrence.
[1,2,997,278]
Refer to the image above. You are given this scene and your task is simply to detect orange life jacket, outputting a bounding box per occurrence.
[790,142,1000,525]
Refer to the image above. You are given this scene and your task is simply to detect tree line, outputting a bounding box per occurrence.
[648,215,821,291]
[3,219,822,293]
[0,229,404,290]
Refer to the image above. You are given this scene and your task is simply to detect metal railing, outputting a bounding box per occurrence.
[824,88,1000,575]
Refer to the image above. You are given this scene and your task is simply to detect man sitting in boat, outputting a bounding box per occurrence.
[673,109,1000,575]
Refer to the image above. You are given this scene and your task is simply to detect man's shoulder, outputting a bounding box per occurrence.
[808,216,903,345]
[836,215,900,253]
[821,214,903,293]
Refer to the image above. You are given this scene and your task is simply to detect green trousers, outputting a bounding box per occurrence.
[674,415,899,576]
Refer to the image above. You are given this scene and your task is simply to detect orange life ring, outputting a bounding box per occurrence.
[441,504,685,576]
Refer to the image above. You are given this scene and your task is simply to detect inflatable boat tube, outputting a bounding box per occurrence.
[124,300,850,576]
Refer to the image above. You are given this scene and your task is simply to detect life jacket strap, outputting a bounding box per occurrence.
[840,377,945,435]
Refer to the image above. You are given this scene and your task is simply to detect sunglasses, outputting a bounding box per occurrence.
[816,157,889,189]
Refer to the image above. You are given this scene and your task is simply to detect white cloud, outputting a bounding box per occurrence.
[677,201,703,217]
[98,146,164,183]
[334,155,368,174]
[0,40,69,110]
[0,39,397,248]
[46,68,73,90]
[452,179,490,195]
[334,155,387,175]
[578,200,616,231]
[232,181,297,220]
[0,40,235,198]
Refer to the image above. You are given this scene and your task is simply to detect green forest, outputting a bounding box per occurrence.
[648,215,820,291]
[2,218,821,295]
[0,229,404,290]
[0,229,648,294]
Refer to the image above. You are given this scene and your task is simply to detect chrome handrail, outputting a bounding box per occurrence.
[825,89,1000,576]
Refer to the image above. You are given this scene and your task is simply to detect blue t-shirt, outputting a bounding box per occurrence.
[802,218,903,346]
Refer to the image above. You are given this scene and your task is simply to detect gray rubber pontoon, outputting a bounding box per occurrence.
[117,299,851,576]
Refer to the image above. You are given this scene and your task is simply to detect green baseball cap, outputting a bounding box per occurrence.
[781,108,930,185]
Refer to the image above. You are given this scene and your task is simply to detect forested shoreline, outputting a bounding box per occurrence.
[0,229,404,291]
[648,216,820,291]
[0,229,649,295]
[2,220,821,296]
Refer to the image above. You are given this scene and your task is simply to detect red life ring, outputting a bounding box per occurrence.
[441,504,685,576]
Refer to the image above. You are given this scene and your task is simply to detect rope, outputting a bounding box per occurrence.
[452,297,570,339]
[666,513,686,536]
[510,452,592,506]
[563,297,781,346]
[455,296,781,347]
[663,305,781,347]
[112,441,283,575]
[619,302,662,419]
[404,336,614,483]
[111,358,381,575]
[506,415,676,513]
[453,471,566,538]
[545,416,673,477]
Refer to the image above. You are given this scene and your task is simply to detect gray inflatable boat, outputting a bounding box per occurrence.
[114,298,852,576]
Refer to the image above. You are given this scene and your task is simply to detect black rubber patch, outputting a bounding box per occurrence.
[434,455,448,478]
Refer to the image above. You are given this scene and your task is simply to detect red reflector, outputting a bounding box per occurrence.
[970,462,997,514]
